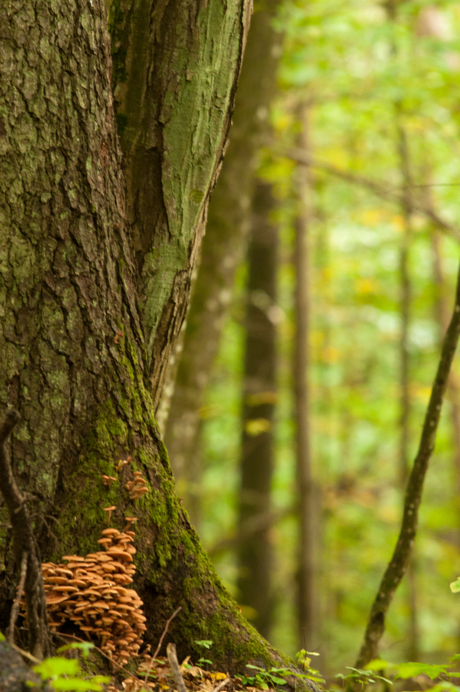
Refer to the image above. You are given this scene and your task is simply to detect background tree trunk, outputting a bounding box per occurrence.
[237,179,278,640]
[293,106,316,652]
[163,0,282,499]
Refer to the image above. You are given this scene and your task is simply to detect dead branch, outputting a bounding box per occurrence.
[8,550,28,646]
[144,606,182,684]
[0,409,52,659]
[167,642,188,692]
[355,258,460,668]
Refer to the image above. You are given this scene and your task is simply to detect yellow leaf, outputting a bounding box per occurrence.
[391,214,405,232]
[245,419,271,436]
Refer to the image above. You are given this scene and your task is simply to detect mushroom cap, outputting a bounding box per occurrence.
[45,593,69,605]
[47,576,69,585]
[68,579,87,588]
[81,589,102,599]
[62,555,85,562]
[94,553,113,563]
[108,609,122,618]
[103,506,116,512]
[106,549,133,562]
[92,600,110,610]
[54,567,74,577]
[101,528,120,537]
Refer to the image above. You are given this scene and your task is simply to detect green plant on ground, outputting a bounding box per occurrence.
[32,643,110,691]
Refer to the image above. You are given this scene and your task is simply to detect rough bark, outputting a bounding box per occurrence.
[0,0,309,677]
[110,0,252,410]
[237,179,278,639]
[163,0,283,489]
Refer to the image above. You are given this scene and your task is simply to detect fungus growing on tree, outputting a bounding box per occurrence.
[20,512,147,664]
[101,475,117,486]
[103,506,116,524]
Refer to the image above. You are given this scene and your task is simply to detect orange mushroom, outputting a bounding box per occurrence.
[103,506,116,524]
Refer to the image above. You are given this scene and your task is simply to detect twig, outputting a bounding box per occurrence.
[167,642,187,692]
[145,606,181,684]
[283,147,460,243]
[10,641,41,665]
[213,677,231,692]
[8,550,28,645]
[355,258,460,668]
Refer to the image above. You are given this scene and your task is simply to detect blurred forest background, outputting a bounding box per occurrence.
[160,0,460,678]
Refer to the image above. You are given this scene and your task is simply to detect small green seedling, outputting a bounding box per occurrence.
[33,648,110,691]
[335,666,393,691]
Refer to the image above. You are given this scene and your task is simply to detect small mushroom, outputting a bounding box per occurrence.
[123,517,137,532]
[97,537,113,548]
[101,528,120,537]
[103,506,116,524]
[106,548,133,562]
[102,475,117,486]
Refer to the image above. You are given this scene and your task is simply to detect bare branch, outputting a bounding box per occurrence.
[355,258,460,668]
[8,550,28,646]
[143,606,182,685]
[0,409,52,659]
[283,148,460,243]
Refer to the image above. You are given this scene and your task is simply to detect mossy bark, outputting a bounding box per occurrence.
[0,0,309,677]
[109,0,252,410]
[163,0,283,490]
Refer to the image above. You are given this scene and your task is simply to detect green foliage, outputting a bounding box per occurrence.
[237,664,289,688]
[195,639,214,649]
[294,650,325,684]
[335,666,393,690]
[33,645,110,692]
[198,0,460,673]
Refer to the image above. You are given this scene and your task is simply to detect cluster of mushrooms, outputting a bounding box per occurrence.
[21,466,151,667]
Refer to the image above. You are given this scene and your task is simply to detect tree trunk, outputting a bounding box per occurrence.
[0,0,309,675]
[237,179,278,640]
[163,0,282,493]
[110,0,252,411]
[293,105,316,652]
